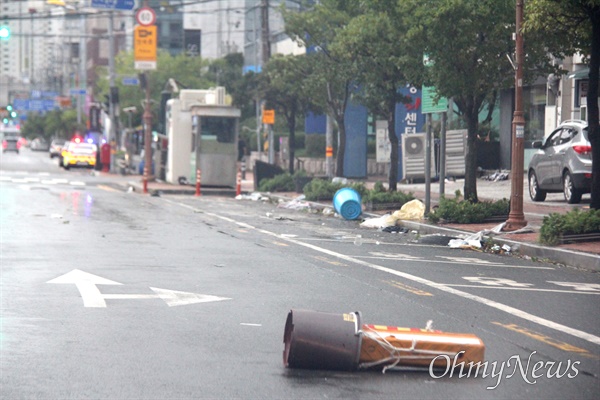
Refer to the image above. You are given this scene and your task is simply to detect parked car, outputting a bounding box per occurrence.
[2,137,21,154]
[61,142,97,170]
[49,139,66,159]
[30,137,49,151]
[528,119,592,204]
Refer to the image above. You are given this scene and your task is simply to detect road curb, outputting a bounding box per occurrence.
[398,220,600,272]
[266,194,600,272]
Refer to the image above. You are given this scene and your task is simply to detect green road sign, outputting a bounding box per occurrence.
[422,86,448,114]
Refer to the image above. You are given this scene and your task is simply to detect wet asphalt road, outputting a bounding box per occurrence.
[1,149,599,399]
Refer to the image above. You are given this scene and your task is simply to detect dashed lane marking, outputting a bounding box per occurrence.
[387,280,433,296]
[312,255,348,267]
[492,322,598,358]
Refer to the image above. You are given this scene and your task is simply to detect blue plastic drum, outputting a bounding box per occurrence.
[333,188,362,220]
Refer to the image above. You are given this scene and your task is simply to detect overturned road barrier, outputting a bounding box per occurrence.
[283,309,485,373]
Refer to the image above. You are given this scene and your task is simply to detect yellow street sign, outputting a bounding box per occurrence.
[134,25,157,70]
[262,109,275,125]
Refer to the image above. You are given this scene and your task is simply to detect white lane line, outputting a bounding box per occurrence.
[69,181,86,186]
[240,323,262,327]
[165,199,600,346]
[353,255,553,270]
[442,285,600,295]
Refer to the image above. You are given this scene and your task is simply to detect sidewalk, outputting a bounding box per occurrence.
[119,172,599,271]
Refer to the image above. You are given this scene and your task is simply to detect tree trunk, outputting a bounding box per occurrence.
[287,110,296,174]
[463,103,479,202]
[336,114,346,177]
[588,10,600,210]
[387,101,398,192]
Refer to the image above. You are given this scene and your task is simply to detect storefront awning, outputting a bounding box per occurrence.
[568,67,589,79]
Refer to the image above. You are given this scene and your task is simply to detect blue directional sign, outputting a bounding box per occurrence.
[12,99,57,112]
[70,89,87,95]
[91,0,135,11]
[122,76,140,86]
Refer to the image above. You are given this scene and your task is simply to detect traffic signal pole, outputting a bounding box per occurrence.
[504,0,528,231]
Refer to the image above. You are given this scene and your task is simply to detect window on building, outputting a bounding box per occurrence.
[524,84,546,142]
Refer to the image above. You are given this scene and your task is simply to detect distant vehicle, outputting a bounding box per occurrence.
[61,142,97,170]
[30,137,49,151]
[2,137,21,154]
[49,139,66,159]
[528,120,592,204]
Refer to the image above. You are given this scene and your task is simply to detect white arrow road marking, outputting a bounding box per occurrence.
[47,269,122,308]
[148,287,230,307]
[47,269,231,308]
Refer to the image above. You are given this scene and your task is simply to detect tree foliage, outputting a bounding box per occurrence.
[20,109,83,141]
[404,0,555,201]
[260,54,323,173]
[95,50,214,132]
[333,3,422,191]
[525,0,600,209]
[283,0,362,177]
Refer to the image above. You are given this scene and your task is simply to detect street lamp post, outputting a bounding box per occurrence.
[28,8,36,84]
[504,0,528,231]
[142,73,152,194]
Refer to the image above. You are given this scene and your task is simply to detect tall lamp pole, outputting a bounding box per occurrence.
[504,0,528,231]
[142,72,152,194]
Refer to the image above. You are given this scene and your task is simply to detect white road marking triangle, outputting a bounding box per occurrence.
[150,287,231,307]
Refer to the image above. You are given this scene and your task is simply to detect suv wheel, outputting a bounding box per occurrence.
[563,171,582,204]
[528,171,546,201]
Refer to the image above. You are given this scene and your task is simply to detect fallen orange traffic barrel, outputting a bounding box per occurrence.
[283,310,485,373]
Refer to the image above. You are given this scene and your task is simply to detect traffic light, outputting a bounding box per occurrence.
[0,26,10,40]
[6,104,17,119]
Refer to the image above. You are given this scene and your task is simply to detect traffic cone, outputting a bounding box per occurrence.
[195,169,201,197]
[283,310,485,372]
[236,168,242,196]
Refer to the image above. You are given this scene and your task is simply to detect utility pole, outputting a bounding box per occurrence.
[260,0,272,163]
[108,11,117,172]
[260,0,270,65]
[77,11,86,125]
[142,72,152,194]
[504,0,528,231]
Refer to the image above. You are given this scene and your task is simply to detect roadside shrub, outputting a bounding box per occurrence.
[303,179,367,201]
[540,209,600,245]
[363,185,415,206]
[428,190,510,224]
[258,172,295,192]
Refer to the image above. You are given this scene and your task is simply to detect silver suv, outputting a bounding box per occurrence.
[528,120,591,204]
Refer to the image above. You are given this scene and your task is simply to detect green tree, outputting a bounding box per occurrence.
[334,3,424,191]
[20,113,46,140]
[525,0,600,209]
[21,109,83,141]
[95,50,213,133]
[260,54,322,173]
[407,0,555,201]
[283,0,362,177]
